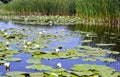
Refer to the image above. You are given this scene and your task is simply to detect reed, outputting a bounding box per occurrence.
[1,0,120,18]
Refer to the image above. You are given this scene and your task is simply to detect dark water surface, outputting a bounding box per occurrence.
[0,21,120,76]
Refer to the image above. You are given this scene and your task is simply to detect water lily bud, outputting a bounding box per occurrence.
[4,62,10,71]
[56,63,62,68]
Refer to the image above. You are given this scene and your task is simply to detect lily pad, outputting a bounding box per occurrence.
[29,72,44,77]
[96,43,116,46]
[6,71,28,77]
[48,73,58,77]
[4,57,21,62]
[26,64,53,71]
[0,60,6,64]
[26,58,41,64]
[71,71,93,76]
[71,64,116,77]
[97,57,116,62]
[107,51,119,54]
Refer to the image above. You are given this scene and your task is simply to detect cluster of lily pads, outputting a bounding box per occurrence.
[0,15,107,26]
[0,27,120,77]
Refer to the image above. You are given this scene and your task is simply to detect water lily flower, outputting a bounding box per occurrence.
[6,42,9,47]
[4,62,10,71]
[39,32,42,35]
[56,63,62,68]
[55,46,62,53]
[6,47,10,50]
[23,40,27,44]
[86,34,89,37]
[26,42,32,45]
[49,21,53,25]
[6,42,9,45]
[4,32,8,35]
[34,44,40,48]
[23,45,27,49]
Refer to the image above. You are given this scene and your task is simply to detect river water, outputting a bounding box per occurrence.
[0,21,120,76]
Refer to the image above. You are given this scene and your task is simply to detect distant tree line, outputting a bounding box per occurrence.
[1,0,120,18]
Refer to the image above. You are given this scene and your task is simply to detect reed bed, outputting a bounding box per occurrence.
[0,0,119,20]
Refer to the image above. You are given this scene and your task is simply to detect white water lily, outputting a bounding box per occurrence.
[6,42,9,45]
[56,63,62,68]
[6,47,10,50]
[4,62,10,67]
[4,62,10,71]
[55,48,60,53]
[55,47,62,53]
[86,34,89,37]
[39,32,42,35]
[23,40,27,44]
[4,32,8,35]
[49,21,52,24]
[34,44,40,48]
[23,45,27,49]
[26,41,32,45]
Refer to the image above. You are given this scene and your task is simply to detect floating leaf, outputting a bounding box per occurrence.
[26,64,53,71]
[29,72,44,77]
[96,43,116,46]
[48,73,58,77]
[26,58,41,64]
[4,57,21,62]
[107,51,119,54]
[0,60,6,64]
[99,58,116,62]
[71,71,93,76]
[6,71,28,77]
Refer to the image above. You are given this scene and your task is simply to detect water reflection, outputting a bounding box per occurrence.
[67,24,120,52]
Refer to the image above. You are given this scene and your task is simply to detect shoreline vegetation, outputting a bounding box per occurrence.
[0,15,119,26]
[0,15,119,25]
[0,0,119,25]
